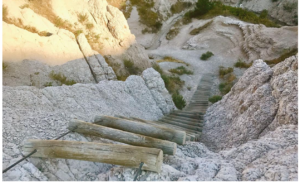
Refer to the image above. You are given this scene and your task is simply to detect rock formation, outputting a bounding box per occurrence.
[202,55,298,152]
[3,68,175,181]
[183,16,298,62]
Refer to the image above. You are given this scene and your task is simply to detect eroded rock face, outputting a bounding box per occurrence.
[2,68,175,181]
[3,0,136,65]
[201,55,298,152]
[183,16,298,62]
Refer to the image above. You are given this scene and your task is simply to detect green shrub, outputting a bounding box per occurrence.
[265,48,298,65]
[190,20,213,35]
[234,59,252,68]
[283,2,297,12]
[49,71,76,86]
[209,95,222,103]
[152,63,164,75]
[123,59,140,75]
[169,66,193,75]
[193,0,214,17]
[259,9,268,19]
[172,92,186,110]
[219,66,233,78]
[200,51,214,60]
[219,82,233,94]
[43,82,53,87]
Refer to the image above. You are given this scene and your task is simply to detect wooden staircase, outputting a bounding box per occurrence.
[23,74,213,173]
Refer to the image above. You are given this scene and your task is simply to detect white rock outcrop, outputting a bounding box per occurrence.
[201,55,298,152]
[3,68,175,181]
[183,16,298,62]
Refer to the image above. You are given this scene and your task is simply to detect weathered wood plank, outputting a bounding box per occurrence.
[68,120,176,155]
[23,140,163,173]
[94,115,186,145]
[159,118,202,131]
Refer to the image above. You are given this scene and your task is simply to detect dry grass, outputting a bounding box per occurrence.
[156,56,189,66]
[190,20,213,35]
[78,13,88,23]
[85,23,94,30]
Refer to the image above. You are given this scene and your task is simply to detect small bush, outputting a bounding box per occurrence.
[43,82,53,87]
[209,95,222,103]
[49,71,76,86]
[283,2,297,12]
[85,23,94,30]
[219,82,233,94]
[78,13,88,23]
[234,59,252,68]
[74,29,83,37]
[259,9,268,19]
[219,66,233,78]
[172,92,186,110]
[200,51,214,60]
[166,28,179,40]
[169,66,193,75]
[123,59,140,75]
[190,20,213,35]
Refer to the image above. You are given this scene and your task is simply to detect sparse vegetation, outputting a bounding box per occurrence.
[78,13,88,23]
[156,56,189,66]
[20,4,30,9]
[3,5,9,22]
[169,66,193,75]
[265,48,298,65]
[283,2,297,12]
[219,66,233,78]
[219,82,233,95]
[172,92,186,110]
[85,23,94,30]
[182,0,278,27]
[130,0,162,33]
[153,63,186,109]
[190,20,213,35]
[166,28,180,40]
[234,59,252,68]
[209,95,222,103]
[49,71,76,86]
[74,29,83,37]
[170,1,192,14]
[200,51,214,60]
[123,59,140,75]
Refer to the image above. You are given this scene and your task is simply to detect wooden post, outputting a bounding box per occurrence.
[23,140,163,173]
[94,115,186,145]
[68,120,176,155]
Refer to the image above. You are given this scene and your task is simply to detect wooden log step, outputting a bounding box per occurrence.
[159,119,202,132]
[23,140,163,173]
[130,117,199,140]
[163,116,203,125]
[94,116,186,145]
[159,118,202,131]
[172,110,204,115]
[68,120,177,155]
[169,114,203,120]
[167,115,204,122]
